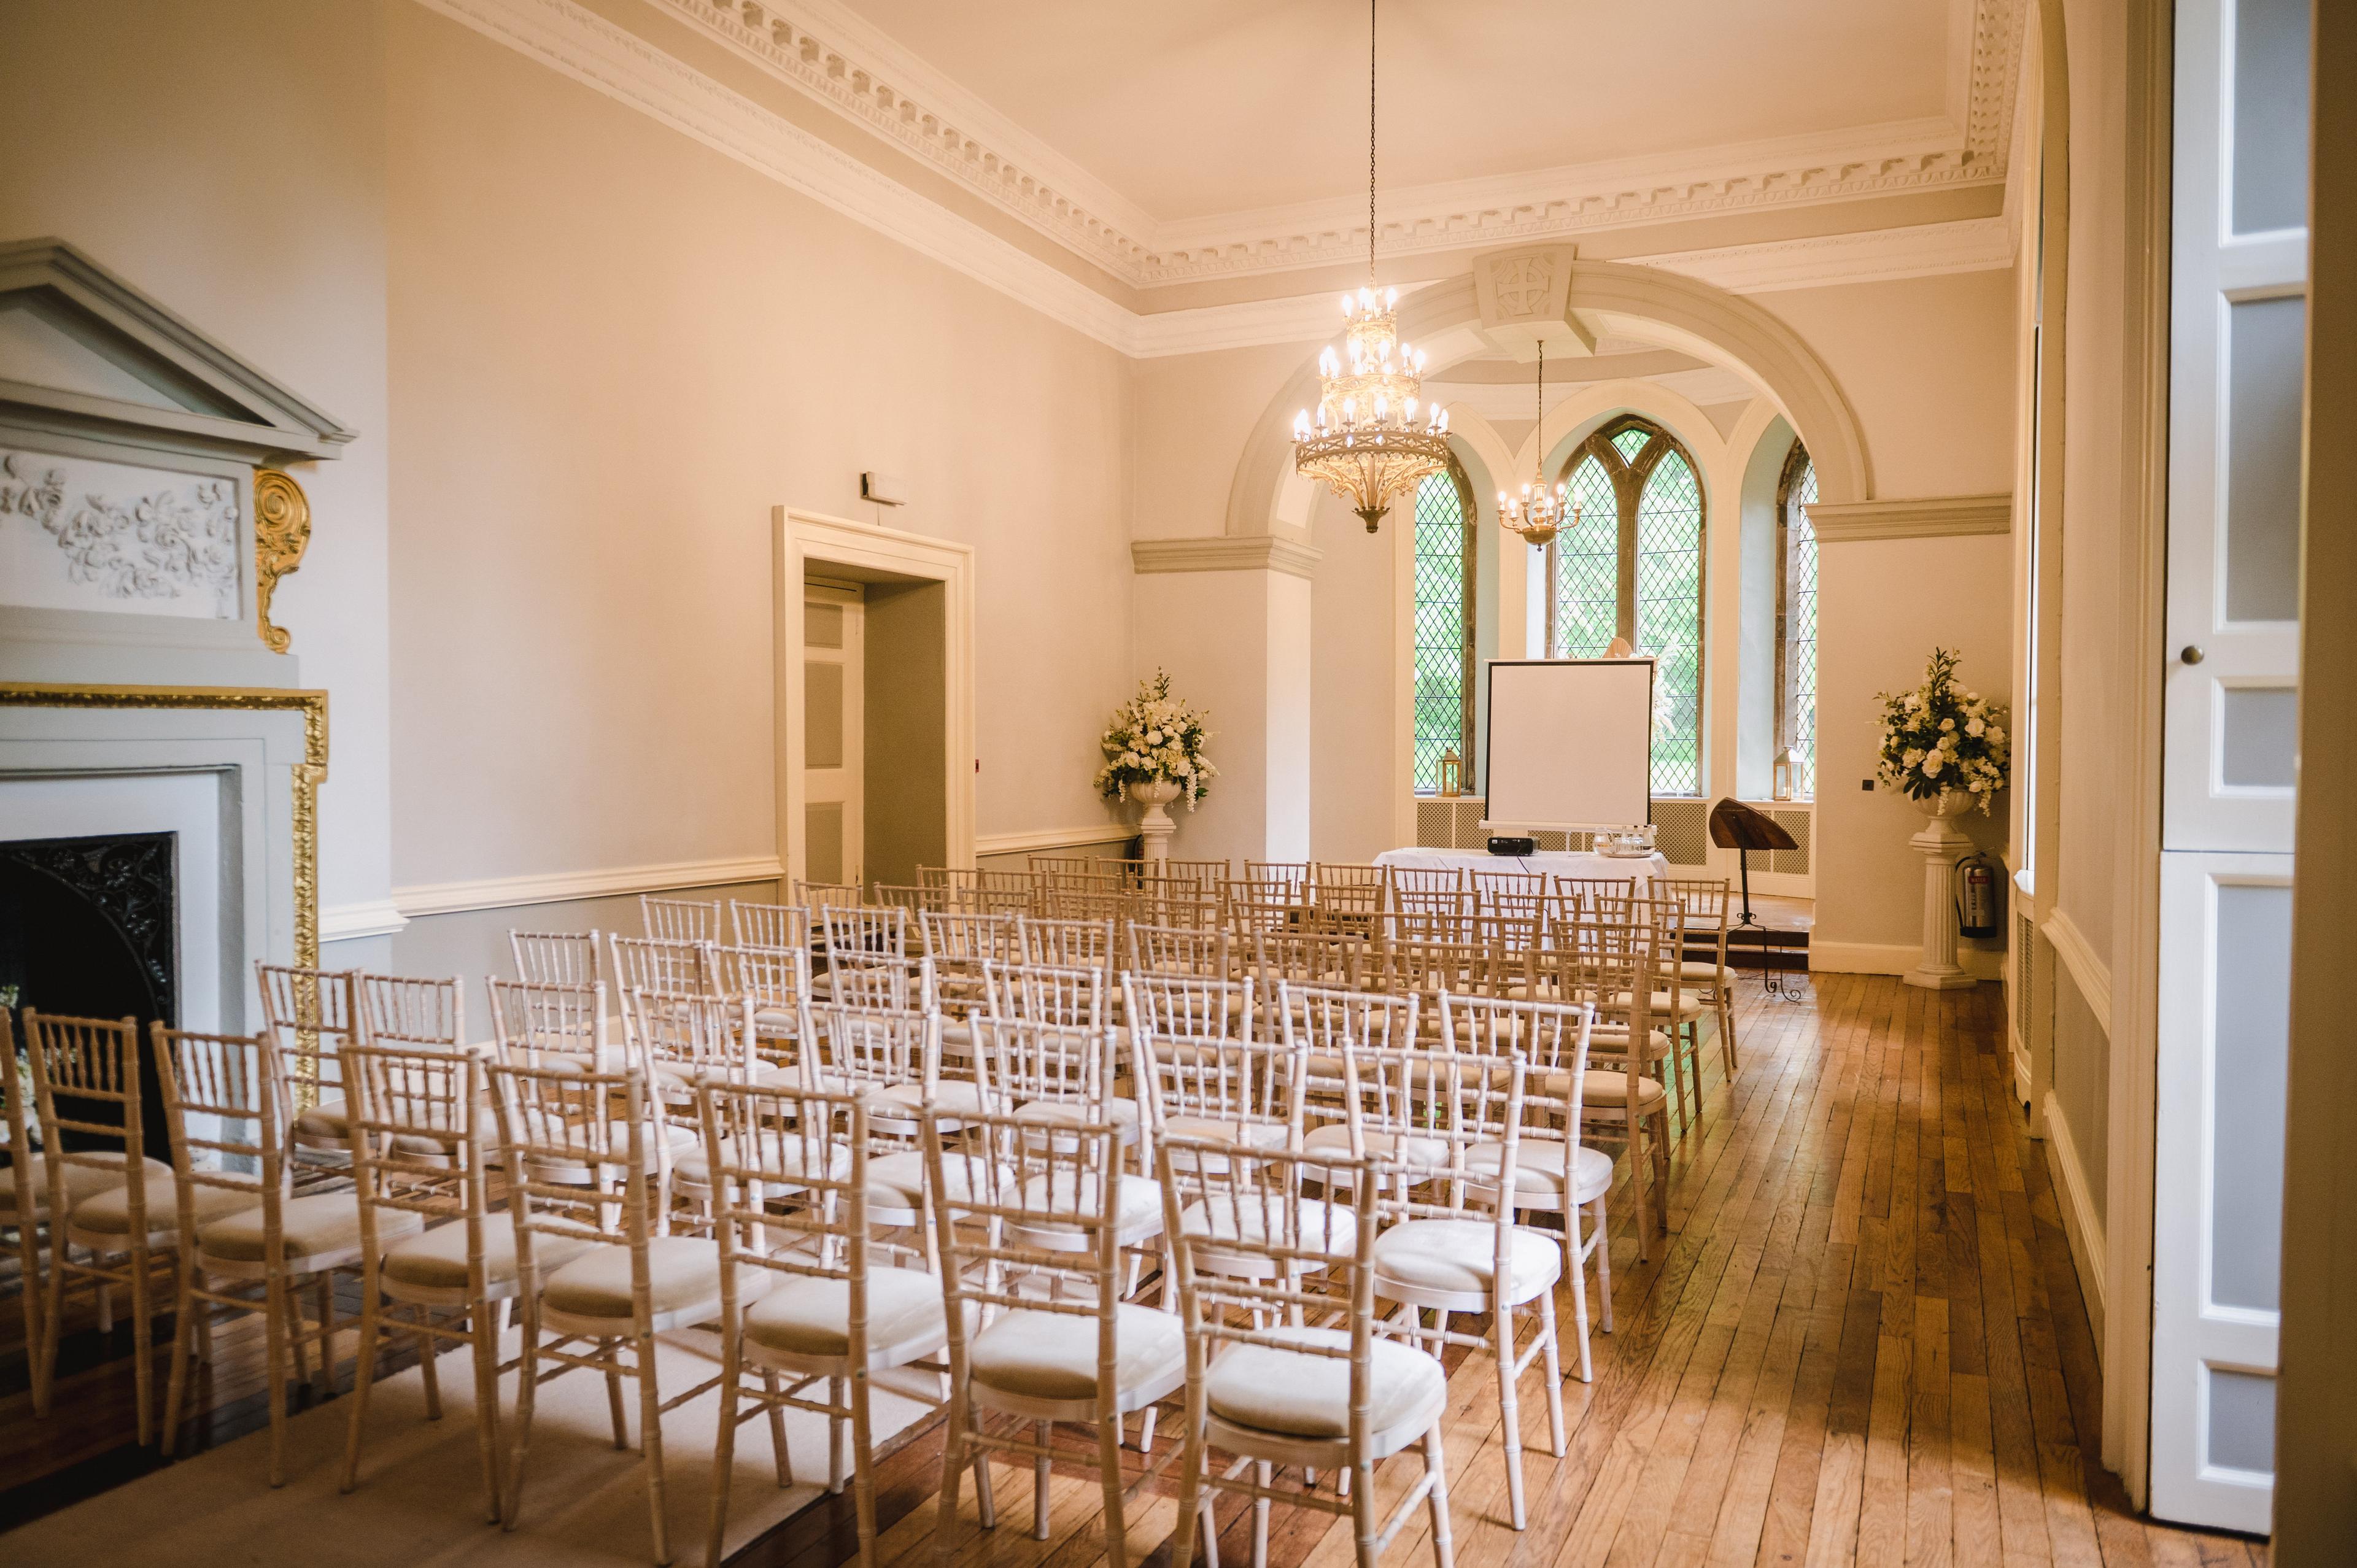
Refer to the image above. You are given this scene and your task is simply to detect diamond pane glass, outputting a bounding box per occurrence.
[1611,428,1651,462]
[1786,457,1819,797]
[1554,456,1619,657]
[1412,472,1470,794]
[1636,449,1703,795]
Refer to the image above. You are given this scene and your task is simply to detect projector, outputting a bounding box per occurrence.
[1487,835,1537,857]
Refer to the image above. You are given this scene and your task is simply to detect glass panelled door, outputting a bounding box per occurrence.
[2151,0,2308,1531]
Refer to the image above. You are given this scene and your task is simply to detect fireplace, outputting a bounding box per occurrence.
[1,832,179,1161]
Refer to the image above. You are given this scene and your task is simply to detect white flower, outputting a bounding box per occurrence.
[1940,717,1956,732]
[1922,755,1945,777]
[1967,718,1985,737]
[1987,725,2005,745]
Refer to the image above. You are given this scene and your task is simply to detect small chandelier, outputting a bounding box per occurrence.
[1292,0,1450,534]
[1499,340,1569,547]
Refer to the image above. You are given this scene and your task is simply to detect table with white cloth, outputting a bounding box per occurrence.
[1372,846,1671,883]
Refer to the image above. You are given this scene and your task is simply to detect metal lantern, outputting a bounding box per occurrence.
[1772,747,1795,801]
[1438,747,1465,798]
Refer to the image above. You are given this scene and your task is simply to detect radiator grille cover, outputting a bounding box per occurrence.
[1653,798,1709,866]
[1767,808,1813,875]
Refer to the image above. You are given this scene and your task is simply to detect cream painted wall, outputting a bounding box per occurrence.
[1129,343,1307,542]
[1310,490,1399,862]
[384,2,1135,887]
[0,0,397,940]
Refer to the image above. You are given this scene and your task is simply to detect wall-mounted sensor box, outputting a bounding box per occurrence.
[861,471,907,506]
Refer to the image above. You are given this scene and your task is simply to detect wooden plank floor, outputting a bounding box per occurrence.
[0,975,2273,1567]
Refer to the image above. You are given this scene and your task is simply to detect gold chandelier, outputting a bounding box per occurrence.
[1292,0,1450,534]
[1499,339,1569,547]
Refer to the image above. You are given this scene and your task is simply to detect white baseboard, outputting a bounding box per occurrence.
[320,899,408,941]
[393,855,784,919]
[1809,939,2005,978]
[975,825,1135,856]
[2012,1037,2032,1109]
[2041,1089,2108,1351]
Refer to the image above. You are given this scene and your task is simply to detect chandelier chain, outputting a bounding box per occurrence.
[1368,0,1377,285]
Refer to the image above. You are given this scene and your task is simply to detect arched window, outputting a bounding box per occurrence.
[1411,463,1477,794]
[1544,415,1706,797]
[1776,442,1819,797]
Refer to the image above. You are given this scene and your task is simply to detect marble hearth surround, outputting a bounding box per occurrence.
[1,240,351,1030]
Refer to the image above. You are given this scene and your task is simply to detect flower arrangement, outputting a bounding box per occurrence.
[1094,670,1216,810]
[1873,647,2010,812]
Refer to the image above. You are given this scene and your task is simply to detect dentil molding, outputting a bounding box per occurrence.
[656,0,2027,288]
[1806,492,2013,541]
[1131,536,1322,579]
[421,0,2025,359]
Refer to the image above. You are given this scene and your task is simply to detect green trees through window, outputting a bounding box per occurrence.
[1778,443,1819,797]
[1411,466,1477,794]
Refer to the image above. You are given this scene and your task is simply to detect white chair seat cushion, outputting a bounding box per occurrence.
[1301,1122,1446,1168]
[1612,990,1705,1021]
[1015,1171,1164,1234]
[752,1008,803,1033]
[968,1304,1183,1402]
[1463,1137,1614,1206]
[69,1170,254,1237]
[676,1136,847,1191]
[381,1216,595,1291]
[1371,1218,1564,1299]
[0,1153,169,1218]
[1160,1116,1289,1154]
[1206,1326,1446,1442]
[1665,959,1730,986]
[198,1191,424,1263]
[540,1234,758,1320]
[295,1099,350,1141]
[741,1265,945,1361]
[512,1118,696,1172]
[864,1149,1012,1213]
[1179,1195,1357,1257]
[1571,1070,1669,1110]
[871,1079,987,1117]
[1012,1097,1140,1134]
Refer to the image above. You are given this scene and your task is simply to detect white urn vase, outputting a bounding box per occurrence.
[1130,778,1182,865]
[1904,789,1978,991]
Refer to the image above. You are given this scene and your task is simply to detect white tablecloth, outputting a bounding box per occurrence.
[1374,846,1670,882]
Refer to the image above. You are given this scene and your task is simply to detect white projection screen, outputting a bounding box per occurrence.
[1483,659,1654,831]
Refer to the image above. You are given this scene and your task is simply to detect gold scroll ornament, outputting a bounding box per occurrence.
[252,468,312,653]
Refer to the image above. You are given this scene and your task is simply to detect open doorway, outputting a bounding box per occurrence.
[774,509,977,892]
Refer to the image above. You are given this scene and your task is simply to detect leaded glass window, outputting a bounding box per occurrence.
[1543,415,1709,797]
[1411,465,1476,793]
[1776,442,1819,797]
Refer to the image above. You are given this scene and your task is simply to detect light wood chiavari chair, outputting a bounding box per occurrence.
[824,952,938,1014]
[819,1005,995,1268]
[256,962,363,1164]
[1603,892,1705,1130]
[980,959,1112,1032]
[921,910,1017,1030]
[819,902,908,965]
[488,976,617,1077]
[25,1011,244,1440]
[1277,986,1427,1164]
[610,935,719,997]
[1442,993,1612,1382]
[966,869,1040,917]
[1124,974,1297,1172]
[1555,902,1673,1258]
[925,1106,1185,1562]
[155,1024,419,1478]
[1310,863,1388,938]
[982,1013,1145,1166]
[1156,1138,1453,1568]
[1133,875,1220,930]
[491,1060,727,1564]
[872,881,945,927]
[1469,867,1546,905]
[712,942,816,1079]
[510,929,602,987]
[1361,1044,1564,1531]
[1158,857,1231,890]
[697,1081,949,1568]
[1241,860,1310,905]
[728,898,811,951]
[1127,921,1238,984]
[642,895,722,943]
[1659,876,1738,1078]
[339,1041,521,1515]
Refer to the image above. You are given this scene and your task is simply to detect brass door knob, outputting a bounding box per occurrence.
[2180,645,2205,665]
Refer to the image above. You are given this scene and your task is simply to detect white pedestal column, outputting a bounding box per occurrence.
[1132,780,1180,866]
[1905,795,1978,990]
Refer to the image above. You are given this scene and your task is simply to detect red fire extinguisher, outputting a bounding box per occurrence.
[1956,853,2002,939]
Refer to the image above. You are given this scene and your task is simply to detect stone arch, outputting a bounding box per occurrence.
[1228,263,1872,536]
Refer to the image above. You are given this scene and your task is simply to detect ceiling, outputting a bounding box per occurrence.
[834,0,1957,222]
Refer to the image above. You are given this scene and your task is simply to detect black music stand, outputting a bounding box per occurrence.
[1709,798,1800,995]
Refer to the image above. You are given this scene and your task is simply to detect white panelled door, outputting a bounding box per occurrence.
[803,584,865,890]
[2151,0,2309,1532]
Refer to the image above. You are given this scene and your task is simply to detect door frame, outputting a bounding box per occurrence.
[773,506,976,887]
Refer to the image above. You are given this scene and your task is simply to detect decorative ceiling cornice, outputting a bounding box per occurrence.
[656,0,2027,288]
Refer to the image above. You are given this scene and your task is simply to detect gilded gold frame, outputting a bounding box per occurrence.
[0,682,328,970]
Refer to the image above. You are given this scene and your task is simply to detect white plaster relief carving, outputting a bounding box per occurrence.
[0,449,240,618]
[654,0,2028,288]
